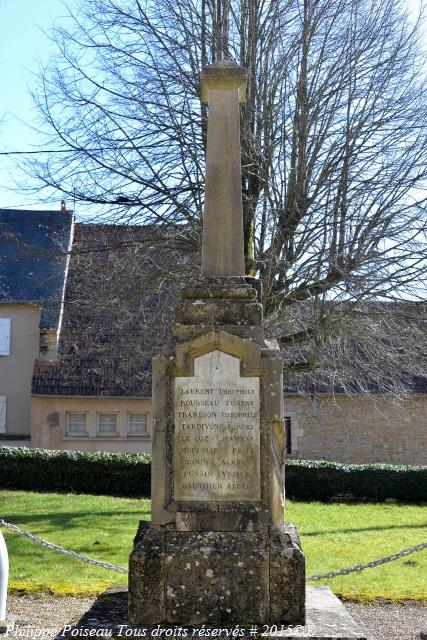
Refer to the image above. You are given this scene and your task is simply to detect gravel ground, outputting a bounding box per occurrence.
[4,595,94,637]
[346,602,427,640]
[3,594,427,640]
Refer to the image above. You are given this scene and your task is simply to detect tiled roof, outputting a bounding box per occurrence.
[32,222,426,398]
[0,209,73,328]
[280,300,427,396]
[32,223,196,396]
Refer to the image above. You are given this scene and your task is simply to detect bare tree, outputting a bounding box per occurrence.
[21,0,427,389]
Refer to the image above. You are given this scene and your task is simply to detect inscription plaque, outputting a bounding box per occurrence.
[174,350,260,501]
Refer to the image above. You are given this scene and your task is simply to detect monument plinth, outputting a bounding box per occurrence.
[128,60,305,625]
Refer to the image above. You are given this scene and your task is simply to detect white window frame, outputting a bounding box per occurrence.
[0,318,11,356]
[97,412,119,436]
[66,413,88,436]
[127,413,148,436]
[0,396,6,433]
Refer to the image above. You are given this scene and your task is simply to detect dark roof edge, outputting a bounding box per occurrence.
[31,393,152,400]
[0,208,74,214]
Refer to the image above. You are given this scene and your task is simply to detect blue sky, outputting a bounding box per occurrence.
[0,0,66,210]
[0,0,423,213]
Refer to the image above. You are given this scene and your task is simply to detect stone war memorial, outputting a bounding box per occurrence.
[128,61,370,638]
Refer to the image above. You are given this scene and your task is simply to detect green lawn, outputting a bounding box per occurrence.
[0,491,147,595]
[288,501,427,603]
[1,490,426,602]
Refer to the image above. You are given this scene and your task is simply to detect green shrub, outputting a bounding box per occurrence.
[285,458,427,503]
[0,448,425,502]
[0,447,151,497]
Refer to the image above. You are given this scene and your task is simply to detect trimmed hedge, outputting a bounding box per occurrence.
[0,447,425,502]
[285,458,427,503]
[0,447,151,497]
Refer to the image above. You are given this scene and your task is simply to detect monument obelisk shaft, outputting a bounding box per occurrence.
[201,61,246,277]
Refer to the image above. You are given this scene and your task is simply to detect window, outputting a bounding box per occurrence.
[0,319,10,356]
[97,413,118,435]
[0,396,6,433]
[67,413,87,435]
[128,413,148,435]
[285,416,292,455]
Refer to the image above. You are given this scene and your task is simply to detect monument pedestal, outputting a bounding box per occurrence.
[129,522,305,625]
[129,279,306,625]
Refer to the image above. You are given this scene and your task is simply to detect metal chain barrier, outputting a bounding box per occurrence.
[1,518,426,581]
[307,541,427,581]
[0,519,128,574]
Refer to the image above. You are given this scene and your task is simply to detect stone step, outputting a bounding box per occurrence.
[275,586,373,640]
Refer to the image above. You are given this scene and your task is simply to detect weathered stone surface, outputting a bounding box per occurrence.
[182,277,257,300]
[166,330,285,530]
[284,393,427,466]
[150,354,176,528]
[174,350,260,502]
[201,62,247,277]
[280,586,373,639]
[128,523,167,625]
[164,530,269,624]
[173,280,264,344]
[175,299,263,326]
[175,508,269,532]
[128,525,304,625]
[270,527,305,623]
[55,585,373,640]
[173,323,265,344]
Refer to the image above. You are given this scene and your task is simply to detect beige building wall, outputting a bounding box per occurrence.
[32,392,426,463]
[31,395,153,453]
[284,394,427,465]
[0,303,41,436]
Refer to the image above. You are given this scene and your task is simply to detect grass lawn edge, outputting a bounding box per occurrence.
[8,582,427,606]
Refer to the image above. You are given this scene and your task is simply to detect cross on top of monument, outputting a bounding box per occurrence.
[201,60,247,278]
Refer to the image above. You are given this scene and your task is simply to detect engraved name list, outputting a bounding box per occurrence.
[173,350,260,502]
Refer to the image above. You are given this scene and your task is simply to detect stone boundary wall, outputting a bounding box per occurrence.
[284,394,426,465]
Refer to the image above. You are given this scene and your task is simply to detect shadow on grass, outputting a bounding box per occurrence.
[300,522,427,537]
[7,541,130,563]
[1,510,151,528]
[5,529,134,564]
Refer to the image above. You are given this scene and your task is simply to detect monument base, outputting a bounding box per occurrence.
[129,522,305,625]
[55,586,372,639]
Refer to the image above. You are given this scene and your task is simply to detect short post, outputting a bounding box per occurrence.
[0,531,8,622]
